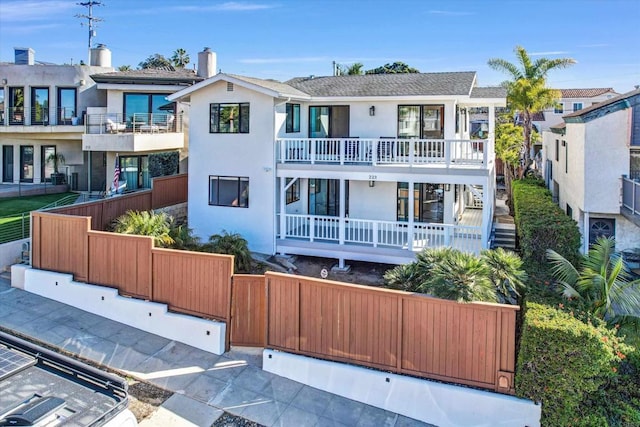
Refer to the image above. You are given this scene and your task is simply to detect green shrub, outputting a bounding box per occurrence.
[516,302,626,426]
[202,231,252,273]
[512,178,581,269]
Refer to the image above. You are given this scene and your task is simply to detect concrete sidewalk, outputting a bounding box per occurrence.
[0,277,432,427]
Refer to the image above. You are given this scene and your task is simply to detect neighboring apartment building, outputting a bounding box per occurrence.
[542,88,640,253]
[170,67,506,266]
[0,46,207,192]
[531,88,619,132]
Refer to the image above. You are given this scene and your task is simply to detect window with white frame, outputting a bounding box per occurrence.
[554,103,564,114]
[572,102,583,112]
[209,176,249,207]
[210,103,249,133]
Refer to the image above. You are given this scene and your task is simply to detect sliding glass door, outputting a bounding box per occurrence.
[31,87,49,124]
[309,106,350,138]
[2,146,13,182]
[57,88,76,124]
[20,145,33,182]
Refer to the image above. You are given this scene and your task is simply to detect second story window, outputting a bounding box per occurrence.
[572,102,583,112]
[286,103,300,133]
[31,87,49,125]
[8,87,24,125]
[57,88,77,125]
[554,103,564,114]
[398,105,444,139]
[210,103,249,133]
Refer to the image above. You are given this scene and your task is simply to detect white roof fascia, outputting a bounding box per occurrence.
[96,83,187,92]
[306,95,468,103]
[168,74,311,102]
[463,98,507,107]
[468,74,478,96]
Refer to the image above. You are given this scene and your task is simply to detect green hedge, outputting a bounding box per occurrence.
[516,302,633,426]
[512,178,581,270]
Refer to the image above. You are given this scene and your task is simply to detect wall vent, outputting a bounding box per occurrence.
[227,82,234,92]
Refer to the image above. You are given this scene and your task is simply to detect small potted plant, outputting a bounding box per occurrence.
[47,152,66,185]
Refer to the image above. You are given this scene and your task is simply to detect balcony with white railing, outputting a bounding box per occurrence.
[277,213,483,257]
[82,113,184,153]
[622,175,640,221]
[277,138,492,170]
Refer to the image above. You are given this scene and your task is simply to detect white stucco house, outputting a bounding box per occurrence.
[526,88,619,133]
[0,46,209,193]
[541,88,640,253]
[169,69,506,266]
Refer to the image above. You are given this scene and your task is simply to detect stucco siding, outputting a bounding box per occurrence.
[583,109,630,213]
[187,80,276,255]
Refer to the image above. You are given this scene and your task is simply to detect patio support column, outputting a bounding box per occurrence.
[487,105,495,165]
[408,180,415,251]
[279,176,286,243]
[481,183,491,250]
[339,178,346,246]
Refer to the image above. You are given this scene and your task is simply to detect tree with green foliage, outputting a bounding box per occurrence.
[488,46,575,169]
[547,236,640,323]
[366,61,419,74]
[495,119,523,204]
[139,53,172,69]
[171,48,190,68]
[117,65,131,71]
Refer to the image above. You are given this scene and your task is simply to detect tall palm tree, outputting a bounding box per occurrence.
[346,62,364,75]
[547,236,640,322]
[488,46,575,168]
[171,48,190,68]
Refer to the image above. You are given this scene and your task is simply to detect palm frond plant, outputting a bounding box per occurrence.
[203,231,252,273]
[481,248,527,304]
[547,236,640,323]
[168,220,200,250]
[111,210,174,247]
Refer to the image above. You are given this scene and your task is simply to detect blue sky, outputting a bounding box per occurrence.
[1,0,639,92]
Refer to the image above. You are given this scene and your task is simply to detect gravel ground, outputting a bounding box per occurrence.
[212,413,264,427]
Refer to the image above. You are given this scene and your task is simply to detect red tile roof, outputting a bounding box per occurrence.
[559,88,617,98]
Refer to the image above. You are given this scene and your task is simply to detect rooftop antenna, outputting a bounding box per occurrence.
[75,1,104,62]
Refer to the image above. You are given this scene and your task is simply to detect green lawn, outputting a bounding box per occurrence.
[0,192,76,217]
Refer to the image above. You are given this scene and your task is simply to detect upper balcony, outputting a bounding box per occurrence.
[276,138,493,171]
[0,107,84,134]
[622,175,640,225]
[82,113,184,153]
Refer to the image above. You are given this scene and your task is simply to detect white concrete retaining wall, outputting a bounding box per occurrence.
[0,238,29,270]
[263,349,541,427]
[13,265,226,355]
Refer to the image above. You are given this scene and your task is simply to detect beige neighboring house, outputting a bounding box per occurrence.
[541,88,640,254]
[532,88,619,133]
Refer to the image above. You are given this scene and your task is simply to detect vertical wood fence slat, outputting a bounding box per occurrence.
[230,275,266,347]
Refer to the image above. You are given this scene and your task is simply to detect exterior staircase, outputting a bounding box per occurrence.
[491,223,516,251]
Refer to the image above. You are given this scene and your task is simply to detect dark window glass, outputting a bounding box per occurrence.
[398,105,444,139]
[9,87,24,125]
[209,176,249,207]
[286,178,300,204]
[124,93,171,126]
[57,88,76,124]
[555,140,559,161]
[31,87,49,124]
[209,103,250,133]
[286,103,300,133]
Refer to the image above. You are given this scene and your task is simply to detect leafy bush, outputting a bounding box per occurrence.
[149,151,179,177]
[516,302,630,426]
[202,231,252,273]
[111,210,174,247]
[512,178,581,270]
[384,247,525,303]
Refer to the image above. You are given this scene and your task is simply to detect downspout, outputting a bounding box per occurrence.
[272,97,291,255]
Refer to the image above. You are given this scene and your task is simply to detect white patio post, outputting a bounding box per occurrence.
[481,183,491,249]
[487,105,495,165]
[339,178,346,246]
[408,180,415,250]
[279,177,286,241]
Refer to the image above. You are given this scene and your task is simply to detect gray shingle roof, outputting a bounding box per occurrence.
[92,67,204,85]
[285,72,477,97]
[470,86,507,98]
[227,74,309,98]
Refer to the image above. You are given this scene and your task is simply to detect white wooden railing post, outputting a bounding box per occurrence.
[310,140,316,164]
[408,179,415,250]
[339,179,346,245]
[373,221,379,247]
[309,216,315,242]
[445,140,451,167]
[280,178,286,239]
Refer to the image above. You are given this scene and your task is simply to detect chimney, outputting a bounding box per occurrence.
[197,47,217,78]
[90,44,112,67]
[14,47,35,65]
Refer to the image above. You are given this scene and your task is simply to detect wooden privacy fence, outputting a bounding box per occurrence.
[31,211,233,325]
[264,272,518,393]
[49,173,187,230]
[31,208,518,394]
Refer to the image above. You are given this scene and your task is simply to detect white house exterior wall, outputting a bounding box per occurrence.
[536,92,618,131]
[583,109,630,213]
[188,81,276,254]
[346,181,397,220]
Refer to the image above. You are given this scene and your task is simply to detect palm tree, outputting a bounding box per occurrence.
[111,210,174,247]
[117,65,131,71]
[495,119,522,204]
[346,62,364,75]
[547,236,640,322]
[481,248,527,304]
[488,46,575,169]
[203,231,252,273]
[171,48,190,68]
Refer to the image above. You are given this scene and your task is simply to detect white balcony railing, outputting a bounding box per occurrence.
[622,175,640,216]
[85,113,182,135]
[279,214,483,254]
[277,138,492,168]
